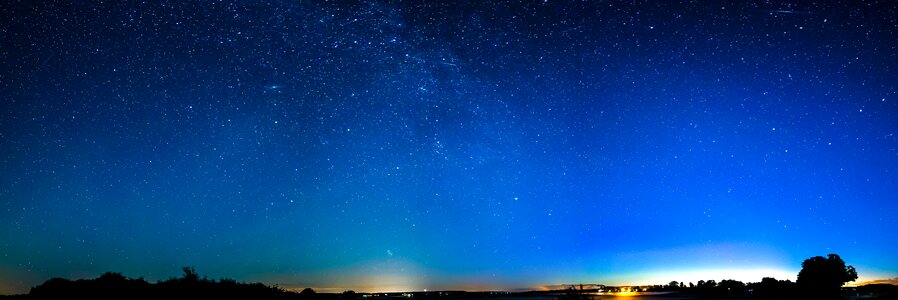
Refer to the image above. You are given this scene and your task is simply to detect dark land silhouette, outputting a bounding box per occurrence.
[2,254,895,300]
[797,254,858,299]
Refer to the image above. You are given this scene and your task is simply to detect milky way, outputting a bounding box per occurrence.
[1,0,897,294]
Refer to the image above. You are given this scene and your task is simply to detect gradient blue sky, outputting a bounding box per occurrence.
[2,0,897,295]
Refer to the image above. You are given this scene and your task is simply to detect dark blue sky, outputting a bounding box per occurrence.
[2,0,897,294]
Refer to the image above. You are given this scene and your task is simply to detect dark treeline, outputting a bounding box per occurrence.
[559,254,893,300]
[653,253,869,299]
[624,276,896,300]
[637,277,798,298]
[9,267,324,300]
[3,254,896,300]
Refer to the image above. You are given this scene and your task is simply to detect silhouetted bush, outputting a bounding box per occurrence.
[299,287,318,298]
[341,290,357,300]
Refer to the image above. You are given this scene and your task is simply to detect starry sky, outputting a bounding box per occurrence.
[1,0,897,295]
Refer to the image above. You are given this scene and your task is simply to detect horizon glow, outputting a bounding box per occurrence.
[2,1,897,295]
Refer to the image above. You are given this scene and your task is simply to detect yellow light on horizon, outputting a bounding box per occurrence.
[616,287,637,297]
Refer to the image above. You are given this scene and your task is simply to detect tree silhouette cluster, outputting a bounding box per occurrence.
[6,254,886,300]
[750,277,798,299]
[644,254,861,299]
[26,267,299,300]
[652,278,776,299]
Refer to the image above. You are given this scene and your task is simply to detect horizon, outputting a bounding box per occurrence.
[5,264,897,295]
[9,272,898,296]
[2,0,897,296]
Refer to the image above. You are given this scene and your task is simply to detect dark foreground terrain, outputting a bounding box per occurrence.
[1,268,895,300]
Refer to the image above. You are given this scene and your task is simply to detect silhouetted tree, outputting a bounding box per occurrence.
[692,279,722,297]
[749,277,796,299]
[219,277,238,287]
[667,281,680,290]
[797,254,857,298]
[718,279,746,296]
[696,279,717,290]
[181,266,200,282]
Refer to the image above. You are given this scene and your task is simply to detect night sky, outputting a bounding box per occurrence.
[2,0,897,295]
